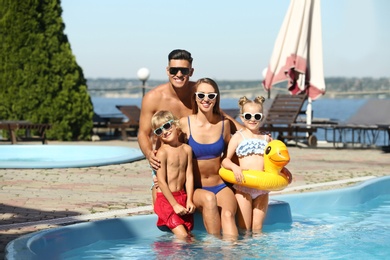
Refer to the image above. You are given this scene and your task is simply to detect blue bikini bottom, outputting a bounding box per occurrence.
[202,183,227,195]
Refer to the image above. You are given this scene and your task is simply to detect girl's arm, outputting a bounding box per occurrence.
[221,133,244,183]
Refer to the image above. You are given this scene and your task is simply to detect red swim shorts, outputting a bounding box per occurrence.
[154,190,194,231]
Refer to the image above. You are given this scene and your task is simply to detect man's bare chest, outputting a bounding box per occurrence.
[157,102,192,118]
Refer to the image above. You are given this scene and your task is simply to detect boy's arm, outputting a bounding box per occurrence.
[185,146,196,213]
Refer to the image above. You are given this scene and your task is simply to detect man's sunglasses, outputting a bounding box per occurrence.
[153,120,174,136]
[195,92,218,100]
[169,67,190,75]
[241,113,263,121]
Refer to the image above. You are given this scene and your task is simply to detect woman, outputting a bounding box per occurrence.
[179,78,238,239]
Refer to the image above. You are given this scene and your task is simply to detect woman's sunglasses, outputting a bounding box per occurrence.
[195,92,218,100]
[241,112,263,121]
[153,120,174,136]
[169,67,190,75]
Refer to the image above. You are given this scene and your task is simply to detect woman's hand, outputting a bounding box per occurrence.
[281,167,293,184]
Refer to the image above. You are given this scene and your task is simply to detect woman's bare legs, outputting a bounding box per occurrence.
[216,187,238,238]
[193,189,221,236]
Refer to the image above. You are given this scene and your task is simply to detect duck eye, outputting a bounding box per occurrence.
[265,146,271,155]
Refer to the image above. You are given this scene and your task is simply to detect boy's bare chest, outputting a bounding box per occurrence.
[166,147,187,165]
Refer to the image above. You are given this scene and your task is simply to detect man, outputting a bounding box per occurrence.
[137,49,242,200]
[138,49,195,170]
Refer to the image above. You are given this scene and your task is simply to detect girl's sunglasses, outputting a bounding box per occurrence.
[195,92,218,100]
[169,67,190,75]
[153,120,174,136]
[242,112,263,121]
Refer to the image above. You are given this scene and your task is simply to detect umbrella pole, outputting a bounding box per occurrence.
[306,97,312,137]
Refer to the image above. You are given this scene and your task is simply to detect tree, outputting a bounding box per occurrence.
[0,0,93,140]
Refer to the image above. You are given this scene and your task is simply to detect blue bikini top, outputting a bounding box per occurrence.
[235,130,268,157]
[187,116,225,160]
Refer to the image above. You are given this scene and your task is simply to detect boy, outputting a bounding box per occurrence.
[151,110,196,239]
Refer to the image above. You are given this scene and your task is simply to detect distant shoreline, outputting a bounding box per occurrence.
[87,77,390,99]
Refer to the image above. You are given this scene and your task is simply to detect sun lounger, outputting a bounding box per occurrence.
[108,105,141,140]
[260,94,318,147]
[327,99,390,147]
[92,105,141,140]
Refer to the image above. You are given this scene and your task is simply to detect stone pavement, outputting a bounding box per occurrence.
[1,140,389,258]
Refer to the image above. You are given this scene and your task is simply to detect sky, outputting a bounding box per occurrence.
[61,0,390,81]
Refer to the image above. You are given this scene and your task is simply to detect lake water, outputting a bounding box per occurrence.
[91,97,365,121]
[92,97,388,146]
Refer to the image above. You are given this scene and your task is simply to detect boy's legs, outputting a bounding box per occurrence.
[171,225,190,239]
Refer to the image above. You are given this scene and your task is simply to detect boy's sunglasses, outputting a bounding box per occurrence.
[169,67,190,75]
[242,112,263,121]
[153,120,174,136]
[195,92,218,100]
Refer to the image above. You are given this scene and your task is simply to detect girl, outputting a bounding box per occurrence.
[222,96,272,232]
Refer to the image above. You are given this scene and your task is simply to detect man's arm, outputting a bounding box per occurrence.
[221,110,243,134]
[137,92,160,169]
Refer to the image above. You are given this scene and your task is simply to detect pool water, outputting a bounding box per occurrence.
[6,177,390,259]
[59,194,390,259]
[0,145,144,168]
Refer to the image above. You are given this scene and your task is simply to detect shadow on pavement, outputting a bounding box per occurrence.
[0,203,83,259]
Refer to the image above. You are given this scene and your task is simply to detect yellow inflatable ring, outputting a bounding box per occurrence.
[219,140,290,191]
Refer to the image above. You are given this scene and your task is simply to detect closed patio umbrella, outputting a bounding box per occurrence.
[262,0,326,125]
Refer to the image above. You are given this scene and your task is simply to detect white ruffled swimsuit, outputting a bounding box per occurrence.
[234,130,269,199]
[236,134,268,158]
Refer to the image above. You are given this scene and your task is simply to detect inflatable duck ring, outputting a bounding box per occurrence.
[219,140,291,191]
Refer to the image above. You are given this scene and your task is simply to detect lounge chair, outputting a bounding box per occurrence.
[0,121,51,144]
[107,105,141,140]
[260,94,318,147]
[325,99,390,147]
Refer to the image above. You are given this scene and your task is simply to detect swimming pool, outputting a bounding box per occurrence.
[0,145,145,168]
[6,176,390,259]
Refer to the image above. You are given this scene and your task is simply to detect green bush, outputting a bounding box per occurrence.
[0,0,93,140]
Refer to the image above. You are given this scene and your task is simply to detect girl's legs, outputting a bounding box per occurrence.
[235,190,253,230]
[252,193,269,231]
[193,188,221,236]
[216,187,238,238]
